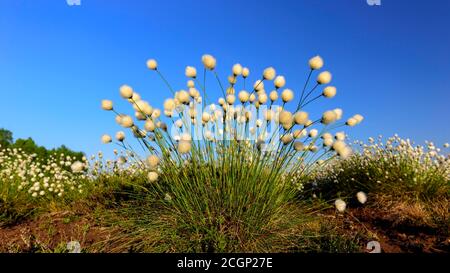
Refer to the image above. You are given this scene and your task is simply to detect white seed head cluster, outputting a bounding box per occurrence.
[0,148,94,199]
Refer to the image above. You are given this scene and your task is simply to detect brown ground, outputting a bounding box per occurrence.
[0,210,116,253]
[1,203,448,253]
[340,206,449,253]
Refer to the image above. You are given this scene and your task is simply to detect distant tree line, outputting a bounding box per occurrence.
[0,128,84,161]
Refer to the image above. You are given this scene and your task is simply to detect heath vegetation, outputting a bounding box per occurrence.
[0,55,448,253]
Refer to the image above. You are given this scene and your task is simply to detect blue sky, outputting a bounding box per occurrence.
[1,0,449,157]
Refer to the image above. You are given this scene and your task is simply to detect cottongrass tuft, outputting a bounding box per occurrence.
[99,54,363,252]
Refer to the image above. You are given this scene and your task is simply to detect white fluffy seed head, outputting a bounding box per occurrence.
[279,111,293,125]
[258,93,268,104]
[242,67,250,78]
[163,98,176,111]
[323,86,337,98]
[146,59,158,70]
[177,90,190,104]
[101,134,112,144]
[120,85,133,99]
[101,100,113,111]
[128,92,141,103]
[281,89,294,102]
[226,94,236,105]
[120,115,134,128]
[232,63,243,76]
[317,71,332,85]
[238,90,250,103]
[335,132,346,141]
[185,66,197,78]
[147,171,158,182]
[274,76,286,89]
[202,54,216,70]
[309,129,318,138]
[338,146,352,159]
[202,112,210,123]
[335,199,346,213]
[323,138,334,147]
[309,55,324,70]
[151,109,161,119]
[143,120,155,132]
[147,155,160,168]
[346,117,358,127]
[353,114,364,124]
[175,119,183,128]
[356,191,367,204]
[178,140,191,154]
[332,140,347,153]
[115,131,125,141]
[189,87,200,98]
[333,108,343,120]
[248,94,255,103]
[133,100,152,115]
[226,86,235,95]
[71,161,84,173]
[228,76,237,85]
[254,80,264,91]
[294,111,309,125]
[263,67,276,80]
[269,90,278,102]
[321,110,337,125]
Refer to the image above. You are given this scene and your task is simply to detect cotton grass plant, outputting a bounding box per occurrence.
[308,135,450,202]
[100,54,363,252]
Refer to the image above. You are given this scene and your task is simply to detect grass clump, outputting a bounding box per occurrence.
[98,54,363,252]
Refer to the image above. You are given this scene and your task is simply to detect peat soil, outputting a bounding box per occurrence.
[339,206,449,253]
[0,207,448,253]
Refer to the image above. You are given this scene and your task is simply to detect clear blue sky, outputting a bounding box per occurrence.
[1,0,449,158]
